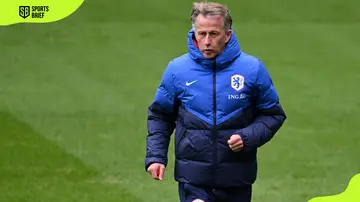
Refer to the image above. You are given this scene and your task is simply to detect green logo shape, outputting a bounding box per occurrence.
[309,174,360,202]
[0,0,84,26]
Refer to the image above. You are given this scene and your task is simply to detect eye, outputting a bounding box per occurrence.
[210,31,218,36]
[198,32,206,36]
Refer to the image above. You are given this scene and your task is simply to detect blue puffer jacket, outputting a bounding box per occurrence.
[145,28,286,188]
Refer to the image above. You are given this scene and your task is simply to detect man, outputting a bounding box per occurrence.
[145,2,287,202]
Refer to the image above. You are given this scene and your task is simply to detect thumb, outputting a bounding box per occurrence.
[228,135,237,145]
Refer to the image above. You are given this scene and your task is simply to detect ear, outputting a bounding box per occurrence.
[225,29,232,43]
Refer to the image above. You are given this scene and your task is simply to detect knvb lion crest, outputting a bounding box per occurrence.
[231,74,244,91]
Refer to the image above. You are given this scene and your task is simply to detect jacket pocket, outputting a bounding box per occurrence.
[176,129,203,159]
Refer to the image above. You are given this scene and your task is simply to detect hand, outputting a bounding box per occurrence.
[227,134,244,152]
[147,163,165,181]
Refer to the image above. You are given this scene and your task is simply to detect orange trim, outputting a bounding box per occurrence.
[192,37,199,49]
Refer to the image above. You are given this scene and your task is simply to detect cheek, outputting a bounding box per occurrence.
[197,39,206,47]
[215,38,225,46]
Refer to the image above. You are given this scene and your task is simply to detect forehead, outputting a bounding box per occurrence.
[194,14,224,31]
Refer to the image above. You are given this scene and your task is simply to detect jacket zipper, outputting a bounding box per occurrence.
[212,60,217,185]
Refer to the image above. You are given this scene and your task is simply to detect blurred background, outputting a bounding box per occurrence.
[0,0,359,201]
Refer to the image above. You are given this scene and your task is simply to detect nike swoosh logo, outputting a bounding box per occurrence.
[186,80,198,86]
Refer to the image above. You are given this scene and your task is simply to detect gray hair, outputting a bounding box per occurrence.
[191,1,232,31]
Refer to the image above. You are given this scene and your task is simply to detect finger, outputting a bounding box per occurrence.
[228,138,240,147]
[233,147,243,152]
[148,167,159,180]
[230,144,237,150]
[158,166,165,181]
[156,168,160,177]
[232,144,243,150]
[231,142,243,149]
[231,143,244,152]
[152,169,159,179]
[230,140,243,149]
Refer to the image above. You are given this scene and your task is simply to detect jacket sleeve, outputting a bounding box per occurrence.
[145,62,178,171]
[237,61,287,151]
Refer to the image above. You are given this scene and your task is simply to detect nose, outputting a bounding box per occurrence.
[204,35,211,46]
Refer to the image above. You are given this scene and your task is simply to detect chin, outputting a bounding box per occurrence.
[203,53,217,59]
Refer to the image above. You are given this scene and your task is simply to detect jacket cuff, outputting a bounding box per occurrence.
[144,157,167,171]
[236,130,252,152]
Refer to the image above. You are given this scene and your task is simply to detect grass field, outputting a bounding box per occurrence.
[1,0,360,201]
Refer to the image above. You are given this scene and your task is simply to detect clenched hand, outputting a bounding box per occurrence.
[228,134,244,152]
[147,163,165,181]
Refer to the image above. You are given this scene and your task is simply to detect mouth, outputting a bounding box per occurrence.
[203,49,213,54]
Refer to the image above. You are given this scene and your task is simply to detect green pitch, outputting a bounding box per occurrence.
[0,0,359,201]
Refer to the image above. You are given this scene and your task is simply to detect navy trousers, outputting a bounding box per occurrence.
[178,183,252,202]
